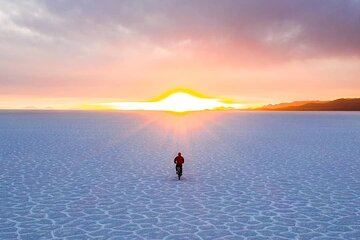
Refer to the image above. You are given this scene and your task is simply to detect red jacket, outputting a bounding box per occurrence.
[174,156,184,165]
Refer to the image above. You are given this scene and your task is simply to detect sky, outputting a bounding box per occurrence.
[0,0,360,109]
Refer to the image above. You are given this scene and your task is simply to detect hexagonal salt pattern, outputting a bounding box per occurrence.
[1,111,360,239]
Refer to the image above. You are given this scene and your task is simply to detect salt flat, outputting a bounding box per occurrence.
[1,111,360,240]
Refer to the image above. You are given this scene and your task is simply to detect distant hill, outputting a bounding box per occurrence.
[257,98,360,111]
[261,100,326,110]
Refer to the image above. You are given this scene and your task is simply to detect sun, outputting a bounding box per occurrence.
[93,89,248,112]
[147,92,226,112]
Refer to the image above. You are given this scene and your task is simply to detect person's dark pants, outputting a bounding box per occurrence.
[176,164,182,175]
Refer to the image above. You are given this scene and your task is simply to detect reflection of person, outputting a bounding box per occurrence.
[174,152,184,175]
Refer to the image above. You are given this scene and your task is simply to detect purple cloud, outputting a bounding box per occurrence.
[35,0,360,60]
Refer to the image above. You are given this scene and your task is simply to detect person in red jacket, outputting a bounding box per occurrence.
[174,152,184,175]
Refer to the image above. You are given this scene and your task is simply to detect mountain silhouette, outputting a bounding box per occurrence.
[257,98,360,111]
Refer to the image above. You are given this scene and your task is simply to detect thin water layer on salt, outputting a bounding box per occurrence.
[1,111,360,239]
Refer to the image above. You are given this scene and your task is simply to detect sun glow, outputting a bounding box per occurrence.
[96,90,248,112]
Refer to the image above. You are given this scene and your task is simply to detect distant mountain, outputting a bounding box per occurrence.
[260,100,326,110]
[257,98,360,111]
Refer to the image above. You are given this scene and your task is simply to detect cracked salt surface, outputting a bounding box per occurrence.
[1,111,360,239]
